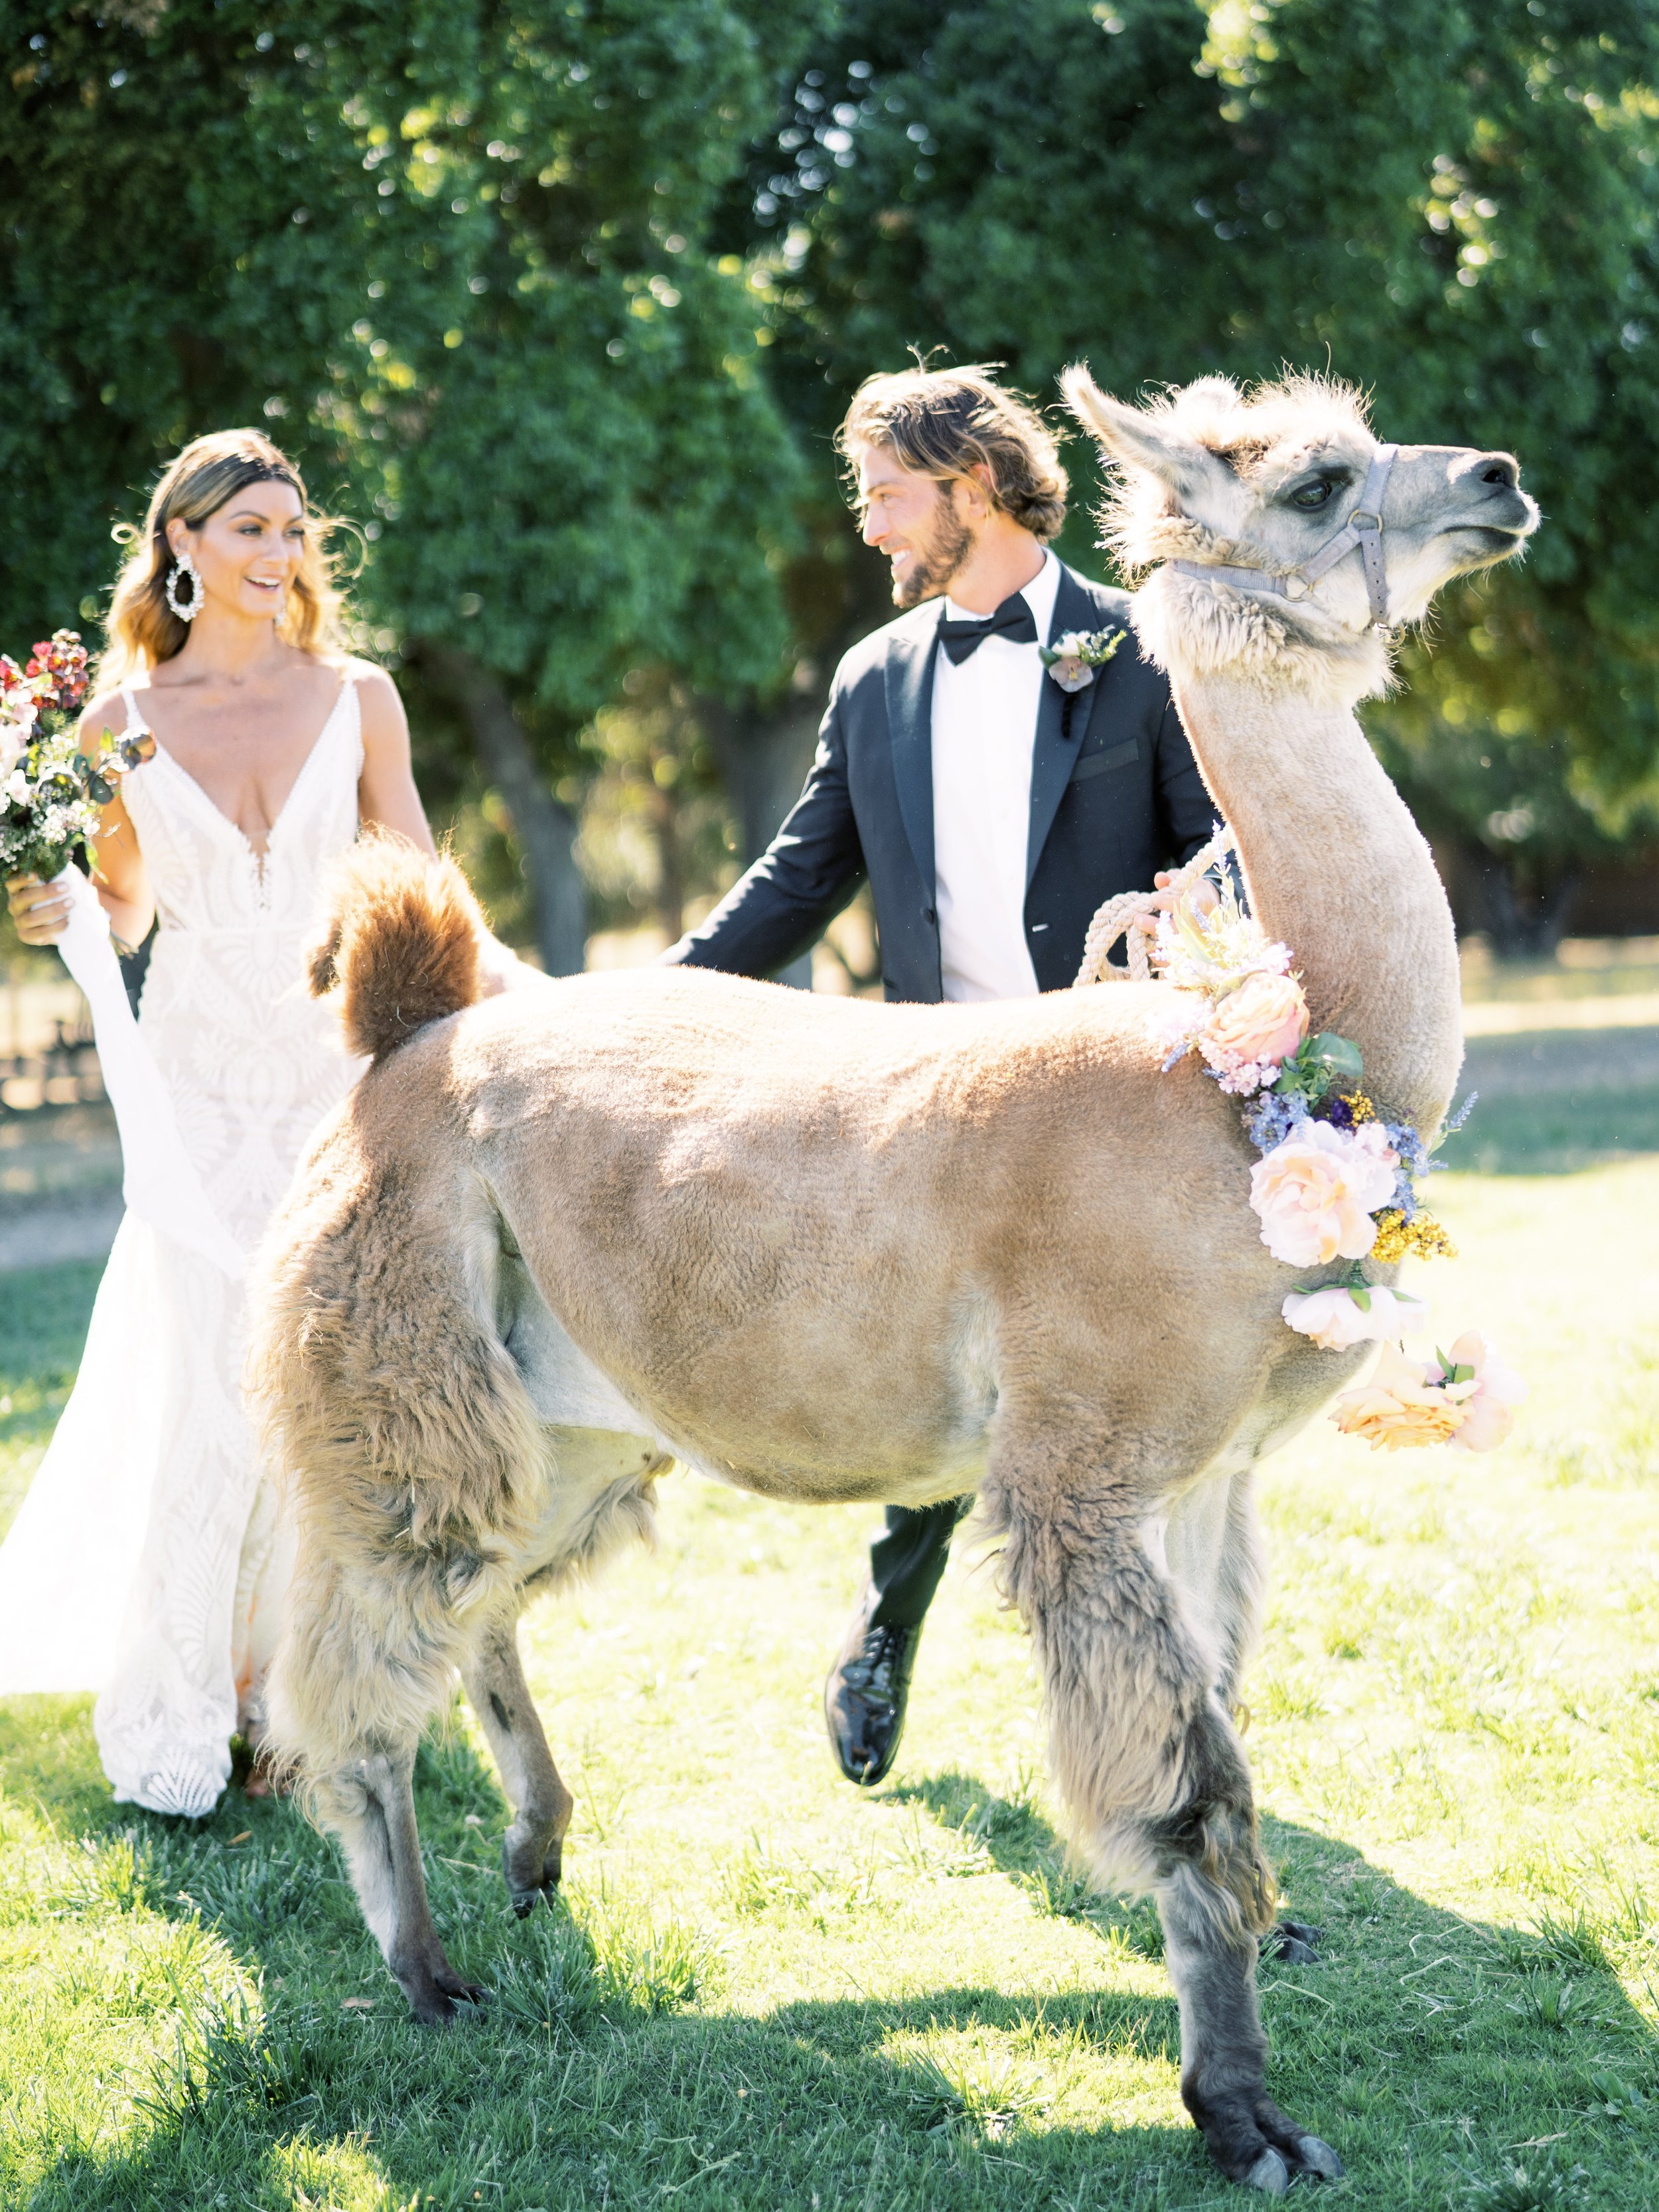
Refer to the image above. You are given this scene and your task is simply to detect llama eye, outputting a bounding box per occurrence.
[1289,479,1336,510]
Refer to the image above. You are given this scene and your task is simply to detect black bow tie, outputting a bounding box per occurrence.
[937,593,1039,664]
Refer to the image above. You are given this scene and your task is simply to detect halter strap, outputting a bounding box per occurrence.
[1172,442,1400,630]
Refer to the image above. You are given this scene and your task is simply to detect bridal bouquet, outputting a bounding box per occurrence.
[0,630,152,881]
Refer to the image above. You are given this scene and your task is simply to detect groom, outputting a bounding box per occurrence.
[664,364,1218,1785]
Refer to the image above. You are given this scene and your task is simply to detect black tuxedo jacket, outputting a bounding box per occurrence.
[667,564,1218,1002]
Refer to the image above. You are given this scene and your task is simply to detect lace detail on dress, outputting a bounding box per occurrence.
[62,670,366,1815]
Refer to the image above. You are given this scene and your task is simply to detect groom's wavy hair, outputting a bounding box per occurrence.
[99,430,358,686]
[837,364,1068,542]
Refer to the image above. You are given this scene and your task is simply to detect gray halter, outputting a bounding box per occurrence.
[1171,441,1400,631]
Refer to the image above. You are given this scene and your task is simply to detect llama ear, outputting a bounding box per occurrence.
[1060,366,1232,502]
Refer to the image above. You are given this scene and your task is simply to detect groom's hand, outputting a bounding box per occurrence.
[5,873,72,946]
[1152,868,1221,919]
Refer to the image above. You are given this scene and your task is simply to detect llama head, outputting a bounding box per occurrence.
[1061,367,1538,702]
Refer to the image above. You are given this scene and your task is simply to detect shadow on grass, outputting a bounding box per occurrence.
[9,1720,1659,2209]
[885,1766,1167,1958]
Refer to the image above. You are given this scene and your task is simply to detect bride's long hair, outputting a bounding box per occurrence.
[99,429,354,687]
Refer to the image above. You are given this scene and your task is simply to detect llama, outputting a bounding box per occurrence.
[250,371,1536,2193]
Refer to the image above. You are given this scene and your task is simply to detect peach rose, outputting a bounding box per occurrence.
[1248,1121,1398,1268]
[1441,1330,1526,1452]
[1329,1342,1470,1449]
[1281,1282,1430,1350]
[1196,970,1309,1080]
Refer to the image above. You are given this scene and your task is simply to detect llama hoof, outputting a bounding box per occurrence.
[1295,2135,1344,2179]
[1261,1918,1323,1965]
[401,1954,489,2021]
[502,1835,563,1917]
[434,1966,489,2007]
[404,1980,473,2026]
[1242,2148,1289,2196]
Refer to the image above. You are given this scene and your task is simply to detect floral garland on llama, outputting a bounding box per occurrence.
[1150,867,1523,1454]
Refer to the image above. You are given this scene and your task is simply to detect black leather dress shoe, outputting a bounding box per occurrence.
[824,1609,921,1786]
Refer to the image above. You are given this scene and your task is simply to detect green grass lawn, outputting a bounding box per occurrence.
[3,1112,1659,2207]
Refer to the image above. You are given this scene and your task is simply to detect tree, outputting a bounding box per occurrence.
[725,0,1659,947]
[0,0,826,967]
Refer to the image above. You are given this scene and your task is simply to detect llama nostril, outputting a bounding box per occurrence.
[1480,459,1517,488]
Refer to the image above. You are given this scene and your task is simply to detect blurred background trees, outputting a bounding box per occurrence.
[4,0,1658,963]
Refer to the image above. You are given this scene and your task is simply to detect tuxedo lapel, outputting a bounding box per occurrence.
[1025,566,1105,887]
[884,609,940,897]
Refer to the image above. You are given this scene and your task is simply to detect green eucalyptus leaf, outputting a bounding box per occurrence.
[1306,1033,1365,1080]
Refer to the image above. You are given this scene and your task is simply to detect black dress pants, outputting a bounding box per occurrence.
[866,1498,972,1630]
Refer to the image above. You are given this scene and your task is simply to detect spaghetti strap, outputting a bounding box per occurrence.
[119,683,149,737]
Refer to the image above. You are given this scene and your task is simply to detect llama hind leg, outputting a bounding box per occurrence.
[994,1463,1340,2192]
[313,1751,487,2024]
[461,1617,573,1916]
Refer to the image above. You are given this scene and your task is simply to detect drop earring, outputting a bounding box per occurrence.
[165,550,204,622]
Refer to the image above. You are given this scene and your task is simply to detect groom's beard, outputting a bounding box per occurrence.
[891,496,974,609]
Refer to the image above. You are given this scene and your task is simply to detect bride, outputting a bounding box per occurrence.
[0,428,521,1817]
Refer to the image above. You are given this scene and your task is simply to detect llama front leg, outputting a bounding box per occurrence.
[1166,1463,1326,1972]
[1158,1859,1342,2193]
[996,1475,1340,2193]
[461,1617,573,1916]
[315,1751,487,2024]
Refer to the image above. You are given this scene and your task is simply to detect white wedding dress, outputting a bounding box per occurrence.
[0,668,364,1816]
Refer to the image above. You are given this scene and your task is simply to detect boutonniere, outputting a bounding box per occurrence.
[1040,627,1125,693]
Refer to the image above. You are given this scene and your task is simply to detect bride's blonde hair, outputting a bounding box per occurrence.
[99,429,354,688]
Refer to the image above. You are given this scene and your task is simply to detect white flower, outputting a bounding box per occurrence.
[3,768,29,806]
[1041,627,1123,694]
[1249,1119,1400,1267]
[1281,1282,1431,1349]
[1045,650,1096,694]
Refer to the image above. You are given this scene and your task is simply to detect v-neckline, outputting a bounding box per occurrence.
[129,672,350,864]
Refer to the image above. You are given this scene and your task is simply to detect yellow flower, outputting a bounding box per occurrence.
[1330,1343,1470,1450]
[1339,1089,1376,1124]
[1369,1209,1458,1264]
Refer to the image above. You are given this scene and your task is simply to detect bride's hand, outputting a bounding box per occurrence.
[6,873,72,946]
[474,933,544,997]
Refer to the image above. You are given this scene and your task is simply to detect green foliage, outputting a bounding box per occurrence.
[0,0,822,727]
[732,0,1659,928]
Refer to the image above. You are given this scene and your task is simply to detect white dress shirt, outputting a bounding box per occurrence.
[930,548,1061,1003]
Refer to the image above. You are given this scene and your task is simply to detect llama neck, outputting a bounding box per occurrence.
[1169,670,1463,1134]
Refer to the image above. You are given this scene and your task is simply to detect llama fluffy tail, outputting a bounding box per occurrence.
[309,830,487,1062]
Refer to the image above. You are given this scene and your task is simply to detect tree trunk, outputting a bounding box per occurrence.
[1472,849,1583,958]
[412,642,587,976]
[698,688,825,990]
[701,690,824,867]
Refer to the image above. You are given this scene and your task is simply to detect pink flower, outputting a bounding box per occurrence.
[1196,970,1309,1083]
[1281,1282,1430,1349]
[1248,1120,1398,1268]
[1441,1330,1526,1452]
